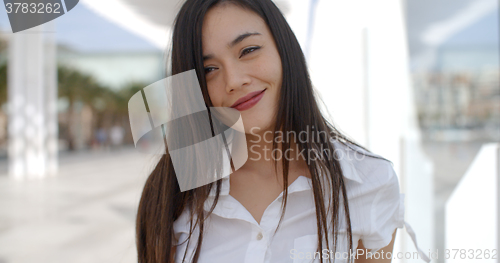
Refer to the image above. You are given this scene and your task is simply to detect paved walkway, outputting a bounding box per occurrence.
[0,147,156,263]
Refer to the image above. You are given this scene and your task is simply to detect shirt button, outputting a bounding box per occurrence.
[256,232,263,240]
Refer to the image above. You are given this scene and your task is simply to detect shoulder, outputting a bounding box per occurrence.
[330,138,398,191]
[330,139,405,248]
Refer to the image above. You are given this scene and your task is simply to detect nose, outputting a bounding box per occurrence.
[223,62,251,93]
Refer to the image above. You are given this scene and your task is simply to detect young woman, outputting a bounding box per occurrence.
[135,0,429,262]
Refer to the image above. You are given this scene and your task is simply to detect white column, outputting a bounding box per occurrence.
[7,22,58,179]
[445,143,499,263]
[44,21,58,176]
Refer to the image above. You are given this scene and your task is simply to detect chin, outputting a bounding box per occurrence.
[240,109,274,135]
[244,122,273,136]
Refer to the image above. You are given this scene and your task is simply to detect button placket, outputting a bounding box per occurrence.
[259,194,283,234]
[244,227,268,263]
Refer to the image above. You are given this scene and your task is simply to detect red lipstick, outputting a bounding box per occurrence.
[230,89,266,111]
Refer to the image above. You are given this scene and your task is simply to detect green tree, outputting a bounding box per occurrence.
[0,63,6,107]
[58,65,105,150]
[57,66,143,149]
[1,63,142,150]
[0,34,6,53]
[114,82,145,144]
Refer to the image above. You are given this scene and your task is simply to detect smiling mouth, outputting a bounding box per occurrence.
[231,88,267,108]
[230,88,267,111]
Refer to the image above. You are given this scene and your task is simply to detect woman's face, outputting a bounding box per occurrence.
[202,4,282,135]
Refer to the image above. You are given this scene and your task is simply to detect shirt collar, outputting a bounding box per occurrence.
[208,173,315,197]
[209,175,230,197]
[208,139,365,197]
[331,139,365,184]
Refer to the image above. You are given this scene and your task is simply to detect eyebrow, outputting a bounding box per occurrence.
[203,32,261,61]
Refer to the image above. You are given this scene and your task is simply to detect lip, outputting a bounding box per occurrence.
[230,89,266,111]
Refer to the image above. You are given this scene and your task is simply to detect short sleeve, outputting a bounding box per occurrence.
[359,161,404,251]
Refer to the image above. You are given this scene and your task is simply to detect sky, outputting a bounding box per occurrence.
[407,1,499,72]
[442,9,498,47]
[405,0,498,55]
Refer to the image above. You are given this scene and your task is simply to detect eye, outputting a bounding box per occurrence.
[239,46,261,58]
[204,66,217,74]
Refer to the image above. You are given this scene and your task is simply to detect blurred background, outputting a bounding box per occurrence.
[0,0,498,262]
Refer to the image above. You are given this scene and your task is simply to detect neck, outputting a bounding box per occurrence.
[230,128,307,179]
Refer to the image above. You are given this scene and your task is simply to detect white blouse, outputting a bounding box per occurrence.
[173,139,430,263]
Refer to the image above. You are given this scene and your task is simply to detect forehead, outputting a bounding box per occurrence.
[202,4,269,49]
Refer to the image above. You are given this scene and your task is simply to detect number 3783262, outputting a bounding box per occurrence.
[445,249,497,260]
[5,3,61,14]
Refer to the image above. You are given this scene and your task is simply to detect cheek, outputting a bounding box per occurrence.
[255,52,282,87]
[207,84,223,107]
[259,62,282,105]
[270,57,283,86]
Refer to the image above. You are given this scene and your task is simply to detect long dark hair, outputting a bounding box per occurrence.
[136,0,390,262]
